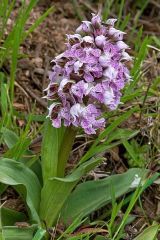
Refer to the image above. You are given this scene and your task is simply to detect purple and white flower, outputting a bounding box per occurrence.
[44,13,132,134]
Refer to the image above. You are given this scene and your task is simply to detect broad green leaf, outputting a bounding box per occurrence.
[57,127,76,177]
[1,207,26,226]
[0,127,42,187]
[41,119,65,181]
[61,168,147,224]
[32,228,46,240]
[0,158,41,223]
[0,183,7,195]
[134,224,159,240]
[2,225,37,240]
[1,128,18,149]
[40,157,104,227]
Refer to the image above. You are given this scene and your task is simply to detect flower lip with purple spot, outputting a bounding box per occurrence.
[45,13,132,134]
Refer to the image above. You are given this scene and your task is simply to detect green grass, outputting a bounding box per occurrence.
[0,0,55,130]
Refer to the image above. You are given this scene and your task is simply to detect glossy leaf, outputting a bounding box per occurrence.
[57,127,76,177]
[1,128,18,149]
[0,158,41,223]
[32,228,46,240]
[2,225,37,240]
[40,157,104,227]
[61,168,148,223]
[1,207,26,226]
[134,224,159,240]
[41,118,65,181]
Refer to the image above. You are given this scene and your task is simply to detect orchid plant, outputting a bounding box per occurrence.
[0,13,151,240]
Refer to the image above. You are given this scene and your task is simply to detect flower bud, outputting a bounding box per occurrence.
[99,53,111,67]
[95,35,106,47]
[117,41,129,50]
[106,18,117,26]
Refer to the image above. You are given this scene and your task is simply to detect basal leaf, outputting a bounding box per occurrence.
[41,118,65,181]
[2,225,37,240]
[40,157,104,227]
[134,224,159,240]
[0,158,41,223]
[61,168,148,224]
[1,207,26,226]
[32,228,46,240]
[1,128,19,149]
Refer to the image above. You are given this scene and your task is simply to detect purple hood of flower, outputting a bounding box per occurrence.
[45,14,132,134]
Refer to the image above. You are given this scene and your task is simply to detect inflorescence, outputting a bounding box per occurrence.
[44,14,132,134]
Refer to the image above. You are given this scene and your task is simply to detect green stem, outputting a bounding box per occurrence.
[57,127,76,177]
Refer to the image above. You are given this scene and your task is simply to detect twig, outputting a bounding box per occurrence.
[30,135,42,147]
[147,44,160,52]
[42,51,50,91]
[150,0,160,8]
[15,81,29,98]
[20,83,47,108]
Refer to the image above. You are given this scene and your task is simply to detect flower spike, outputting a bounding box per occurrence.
[45,13,132,134]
